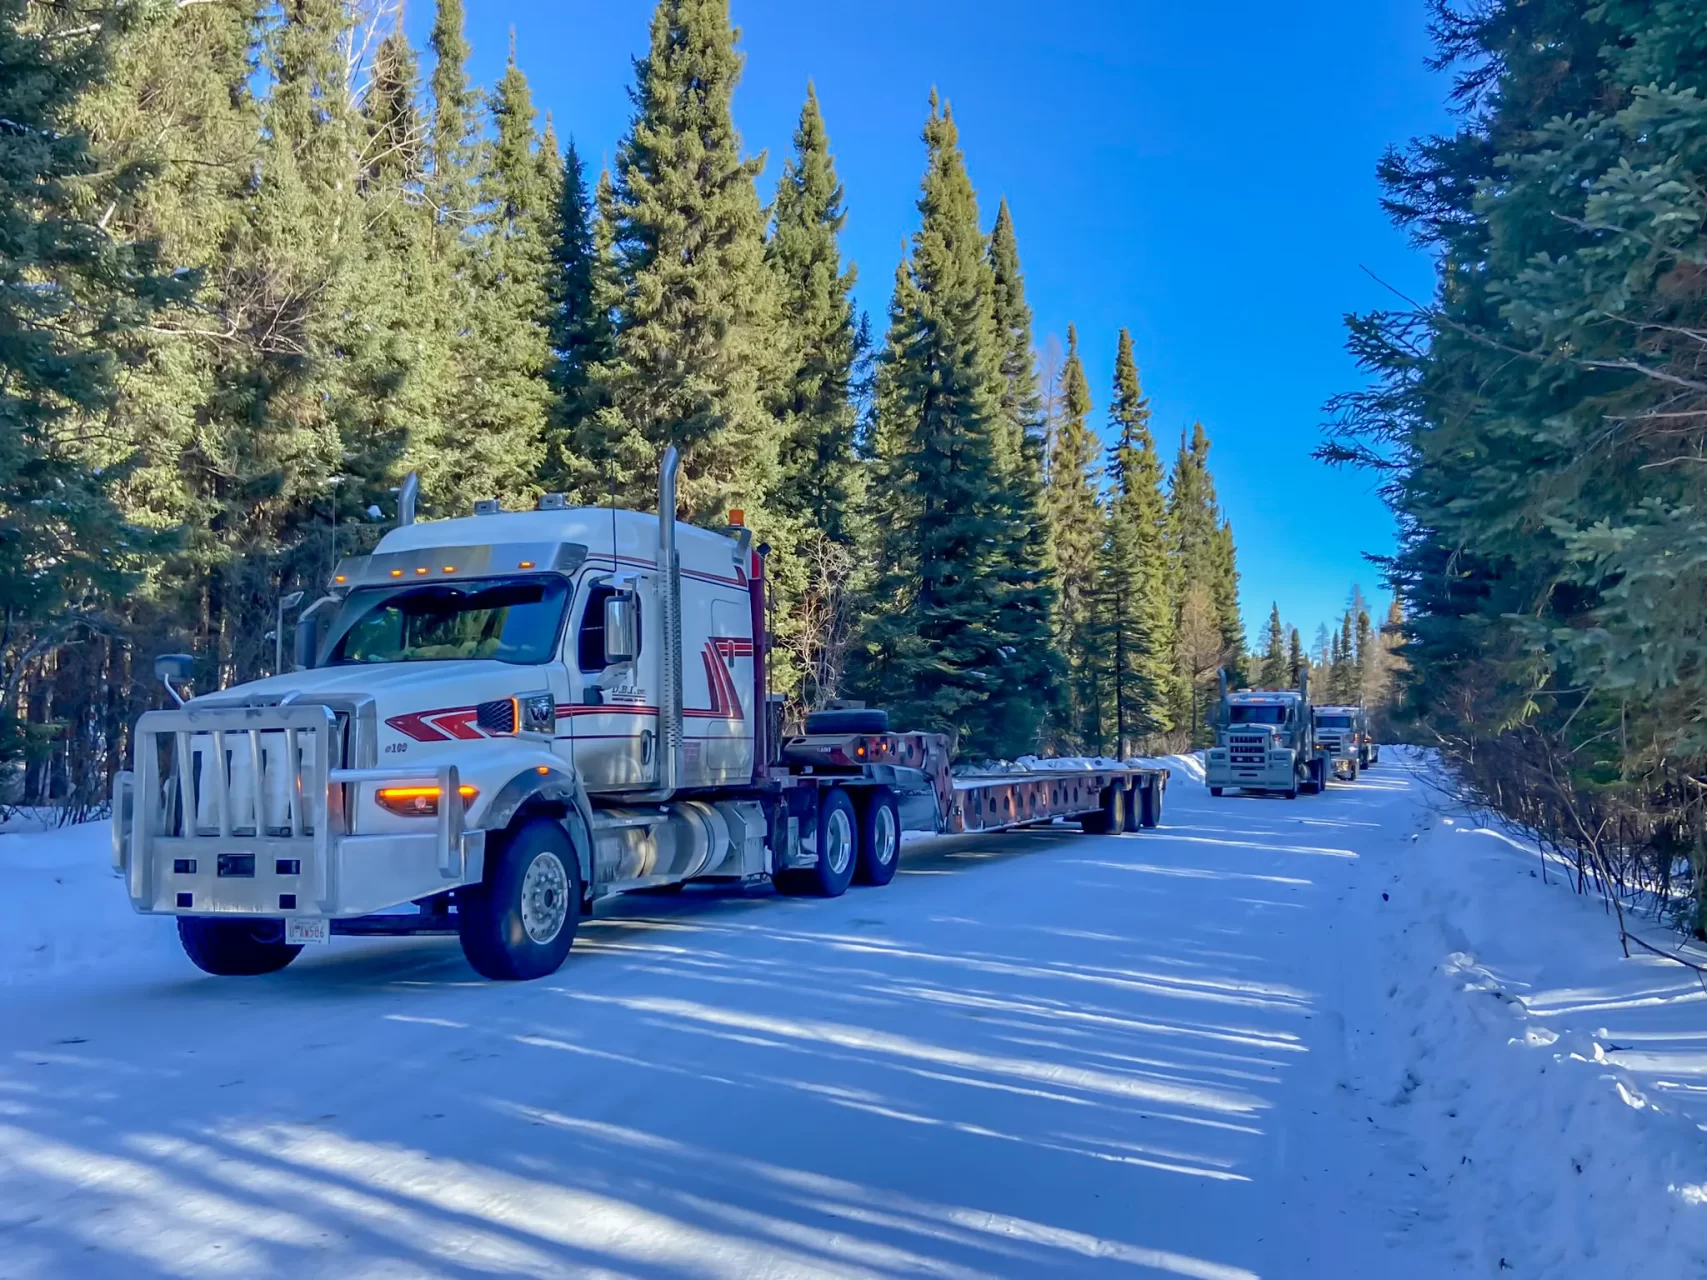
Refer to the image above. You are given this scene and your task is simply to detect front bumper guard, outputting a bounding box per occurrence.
[112,704,484,919]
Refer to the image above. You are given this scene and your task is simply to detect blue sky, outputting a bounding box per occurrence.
[407,1,1453,649]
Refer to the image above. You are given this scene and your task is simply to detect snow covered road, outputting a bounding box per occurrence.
[0,758,1695,1278]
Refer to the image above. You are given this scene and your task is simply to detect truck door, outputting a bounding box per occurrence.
[681,592,754,787]
[561,572,661,792]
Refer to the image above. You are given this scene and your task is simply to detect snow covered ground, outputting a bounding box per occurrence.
[0,751,1702,1277]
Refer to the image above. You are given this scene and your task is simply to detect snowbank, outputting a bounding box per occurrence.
[1008,750,1206,785]
[0,820,175,985]
[1371,753,1707,1276]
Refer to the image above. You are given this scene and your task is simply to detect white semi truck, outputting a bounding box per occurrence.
[112,450,1168,981]
[1311,704,1377,778]
[1204,671,1331,799]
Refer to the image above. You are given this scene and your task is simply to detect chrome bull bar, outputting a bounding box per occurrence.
[112,704,469,918]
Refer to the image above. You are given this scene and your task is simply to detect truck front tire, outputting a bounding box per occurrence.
[459,817,580,981]
[178,918,302,976]
[1209,786,1224,798]
[775,787,857,898]
[854,787,900,886]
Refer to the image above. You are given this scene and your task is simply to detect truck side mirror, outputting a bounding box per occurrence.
[155,653,193,707]
[293,596,338,671]
[604,592,638,665]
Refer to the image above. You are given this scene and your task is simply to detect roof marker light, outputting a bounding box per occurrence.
[518,560,535,569]
[390,569,404,578]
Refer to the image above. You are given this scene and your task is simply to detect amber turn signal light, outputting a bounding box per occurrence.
[375,784,478,817]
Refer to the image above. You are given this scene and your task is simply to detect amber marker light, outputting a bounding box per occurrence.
[390,569,404,578]
[375,784,478,817]
[415,567,429,575]
[518,560,535,569]
[443,565,456,573]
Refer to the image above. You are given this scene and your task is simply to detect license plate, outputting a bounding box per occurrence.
[286,918,330,946]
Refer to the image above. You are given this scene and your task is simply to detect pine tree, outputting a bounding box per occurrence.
[1098,328,1172,753]
[545,139,611,484]
[1287,626,1305,687]
[584,0,785,523]
[1259,604,1287,688]
[856,94,1049,758]
[1046,325,1104,750]
[0,0,185,759]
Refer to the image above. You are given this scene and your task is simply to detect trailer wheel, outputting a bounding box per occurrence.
[775,787,858,898]
[854,787,900,886]
[1139,778,1163,829]
[459,817,580,981]
[1121,784,1144,833]
[177,918,302,976]
[1081,784,1125,834]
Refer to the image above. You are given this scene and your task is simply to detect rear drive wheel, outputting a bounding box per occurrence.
[776,787,857,898]
[178,918,301,976]
[459,817,580,981]
[854,787,901,886]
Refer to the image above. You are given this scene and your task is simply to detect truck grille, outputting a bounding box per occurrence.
[1229,734,1268,767]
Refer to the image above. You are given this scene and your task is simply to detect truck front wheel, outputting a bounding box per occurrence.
[178,917,302,976]
[855,787,900,887]
[459,817,580,981]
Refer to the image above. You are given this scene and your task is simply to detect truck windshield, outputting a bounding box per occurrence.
[1316,715,1354,729]
[327,578,568,665]
[1229,705,1287,724]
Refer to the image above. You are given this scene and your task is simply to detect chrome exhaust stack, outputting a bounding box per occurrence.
[656,446,683,800]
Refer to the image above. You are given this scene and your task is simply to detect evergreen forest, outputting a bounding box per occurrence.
[2,0,1301,813]
[1326,0,1707,933]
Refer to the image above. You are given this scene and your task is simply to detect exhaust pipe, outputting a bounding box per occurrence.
[656,446,683,799]
[397,472,419,527]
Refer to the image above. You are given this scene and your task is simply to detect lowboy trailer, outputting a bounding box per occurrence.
[112,449,1167,982]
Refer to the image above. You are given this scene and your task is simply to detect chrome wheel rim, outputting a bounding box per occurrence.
[873,805,897,867]
[520,851,569,944]
[825,807,854,877]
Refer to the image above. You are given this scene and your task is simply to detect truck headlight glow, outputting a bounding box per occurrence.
[375,784,478,817]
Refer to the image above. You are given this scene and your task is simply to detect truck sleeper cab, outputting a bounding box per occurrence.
[112,450,1169,983]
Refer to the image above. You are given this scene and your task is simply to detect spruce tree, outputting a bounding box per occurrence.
[1047,324,1104,750]
[985,196,1062,736]
[1287,626,1305,687]
[452,41,554,504]
[767,83,861,543]
[856,94,1049,758]
[584,0,785,522]
[1097,328,1172,754]
[428,0,476,234]
[545,139,609,485]
[1160,423,1242,740]
[1259,605,1287,688]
